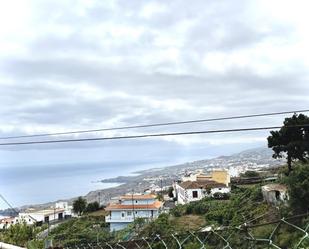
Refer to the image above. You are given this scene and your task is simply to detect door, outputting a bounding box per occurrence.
[58,213,63,220]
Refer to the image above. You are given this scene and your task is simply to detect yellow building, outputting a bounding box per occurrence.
[210,170,230,186]
[183,169,230,187]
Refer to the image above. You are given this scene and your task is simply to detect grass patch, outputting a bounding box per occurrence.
[171,215,205,232]
[86,209,108,217]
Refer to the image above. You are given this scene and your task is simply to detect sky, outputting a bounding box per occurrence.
[1,0,309,207]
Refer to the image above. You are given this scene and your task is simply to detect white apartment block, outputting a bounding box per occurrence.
[105,194,163,231]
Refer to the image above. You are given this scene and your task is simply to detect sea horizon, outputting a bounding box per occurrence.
[0,161,172,210]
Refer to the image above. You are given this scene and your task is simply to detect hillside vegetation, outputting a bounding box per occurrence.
[1,164,308,248]
[47,165,309,248]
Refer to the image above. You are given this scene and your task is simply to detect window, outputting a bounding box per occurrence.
[127,211,132,216]
[135,200,138,203]
[121,212,125,218]
[192,191,198,198]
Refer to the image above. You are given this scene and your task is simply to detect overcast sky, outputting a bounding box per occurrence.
[1,0,309,167]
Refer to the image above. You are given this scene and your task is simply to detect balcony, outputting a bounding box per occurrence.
[105,215,135,223]
[105,215,154,223]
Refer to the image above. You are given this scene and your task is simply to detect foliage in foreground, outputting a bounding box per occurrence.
[48,216,111,247]
[129,183,309,248]
[0,222,42,247]
[283,163,309,213]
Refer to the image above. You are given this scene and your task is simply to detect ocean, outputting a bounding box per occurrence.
[0,161,162,210]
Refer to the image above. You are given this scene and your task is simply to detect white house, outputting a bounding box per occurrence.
[55,201,73,217]
[0,217,15,229]
[262,184,289,206]
[14,202,72,225]
[105,194,163,231]
[175,180,230,204]
[174,170,231,204]
[15,208,65,225]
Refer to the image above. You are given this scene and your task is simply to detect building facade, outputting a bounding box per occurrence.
[15,208,65,225]
[182,170,230,186]
[105,194,163,231]
[14,202,72,225]
[0,217,15,229]
[262,184,289,206]
[174,170,231,204]
[175,181,230,204]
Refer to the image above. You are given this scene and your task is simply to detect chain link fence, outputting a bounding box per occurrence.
[61,213,309,249]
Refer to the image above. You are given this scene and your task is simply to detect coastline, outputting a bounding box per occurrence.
[0,147,284,212]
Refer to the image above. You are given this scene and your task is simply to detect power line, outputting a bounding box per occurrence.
[0,194,39,222]
[0,194,19,215]
[0,109,308,140]
[0,124,309,146]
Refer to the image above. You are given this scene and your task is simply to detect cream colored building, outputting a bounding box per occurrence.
[182,169,230,187]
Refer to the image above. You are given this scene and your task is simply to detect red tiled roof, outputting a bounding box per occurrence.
[105,200,163,211]
[179,180,226,189]
[179,181,202,189]
[0,217,14,224]
[262,184,287,192]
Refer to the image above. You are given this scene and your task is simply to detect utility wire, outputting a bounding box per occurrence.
[0,109,308,140]
[0,194,19,215]
[0,124,309,146]
[0,194,38,222]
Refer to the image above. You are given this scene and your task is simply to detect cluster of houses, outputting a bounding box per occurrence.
[105,169,232,231]
[0,169,289,233]
[104,169,290,231]
[0,201,73,229]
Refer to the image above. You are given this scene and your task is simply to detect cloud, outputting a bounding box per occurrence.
[0,0,309,154]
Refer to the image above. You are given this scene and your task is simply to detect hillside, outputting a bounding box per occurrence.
[1,147,283,212]
[86,147,284,204]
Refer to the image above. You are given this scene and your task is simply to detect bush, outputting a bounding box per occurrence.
[48,217,110,247]
[85,201,100,212]
[140,213,173,236]
[283,164,309,213]
[171,205,186,217]
[240,171,260,178]
[186,201,209,215]
[0,223,40,247]
[213,192,230,200]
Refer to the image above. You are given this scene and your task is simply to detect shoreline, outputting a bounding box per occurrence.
[0,147,283,213]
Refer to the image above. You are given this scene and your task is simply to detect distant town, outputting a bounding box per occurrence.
[1,147,282,230]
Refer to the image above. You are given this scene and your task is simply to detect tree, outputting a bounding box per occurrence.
[240,170,259,178]
[284,164,309,213]
[73,197,87,216]
[0,223,39,247]
[85,201,100,213]
[267,113,309,174]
